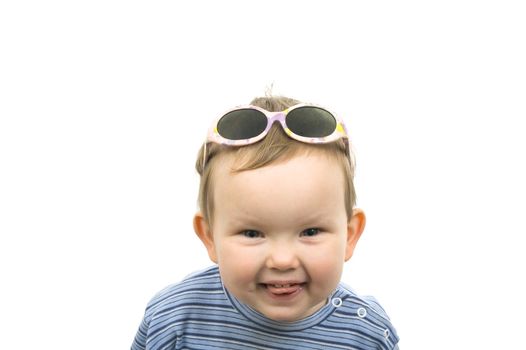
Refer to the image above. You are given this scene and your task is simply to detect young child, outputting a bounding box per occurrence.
[131,96,399,350]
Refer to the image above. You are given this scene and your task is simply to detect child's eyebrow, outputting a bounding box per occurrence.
[225,214,263,228]
[296,215,337,227]
[227,211,338,229]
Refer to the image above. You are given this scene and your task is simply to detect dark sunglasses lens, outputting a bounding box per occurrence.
[217,109,268,140]
[286,107,337,137]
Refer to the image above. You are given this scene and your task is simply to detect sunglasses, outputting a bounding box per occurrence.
[201,104,350,169]
[207,103,349,146]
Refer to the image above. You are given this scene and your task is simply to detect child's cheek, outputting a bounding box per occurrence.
[302,242,345,285]
[217,241,263,283]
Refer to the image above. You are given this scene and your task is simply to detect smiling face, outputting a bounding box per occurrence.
[194,150,364,322]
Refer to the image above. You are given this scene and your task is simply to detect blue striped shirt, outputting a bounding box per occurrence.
[131,266,399,350]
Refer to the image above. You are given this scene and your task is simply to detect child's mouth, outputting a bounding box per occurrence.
[263,283,305,296]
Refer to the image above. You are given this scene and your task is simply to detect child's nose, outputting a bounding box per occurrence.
[265,243,300,271]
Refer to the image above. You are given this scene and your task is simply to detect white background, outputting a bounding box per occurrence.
[1,1,525,349]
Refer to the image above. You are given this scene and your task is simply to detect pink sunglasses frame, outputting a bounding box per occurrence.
[207,103,348,146]
[202,103,349,168]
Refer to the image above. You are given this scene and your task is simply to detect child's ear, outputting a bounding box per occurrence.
[345,208,366,261]
[193,212,218,263]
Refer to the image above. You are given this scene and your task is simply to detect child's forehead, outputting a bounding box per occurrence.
[211,153,348,227]
[214,152,345,198]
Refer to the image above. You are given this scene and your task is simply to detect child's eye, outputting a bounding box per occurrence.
[242,230,262,239]
[301,228,320,237]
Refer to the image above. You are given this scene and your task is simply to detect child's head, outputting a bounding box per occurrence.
[193,96,366,322]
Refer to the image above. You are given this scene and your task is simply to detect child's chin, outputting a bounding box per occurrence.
[258,305,315,323]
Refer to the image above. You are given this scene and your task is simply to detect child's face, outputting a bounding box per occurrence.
[195,151,364,322]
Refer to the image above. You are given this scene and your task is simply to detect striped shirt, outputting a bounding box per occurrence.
[131,266,399,350]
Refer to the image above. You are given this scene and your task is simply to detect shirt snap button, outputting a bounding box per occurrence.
[384,329,390,338]
[331,297,343,307]
[357,307,367,318]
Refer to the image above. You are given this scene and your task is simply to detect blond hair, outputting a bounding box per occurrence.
[195,96,356,226]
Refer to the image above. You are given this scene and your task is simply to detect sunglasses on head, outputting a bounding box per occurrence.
[207,104,349,146]
[202,104,350,168]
